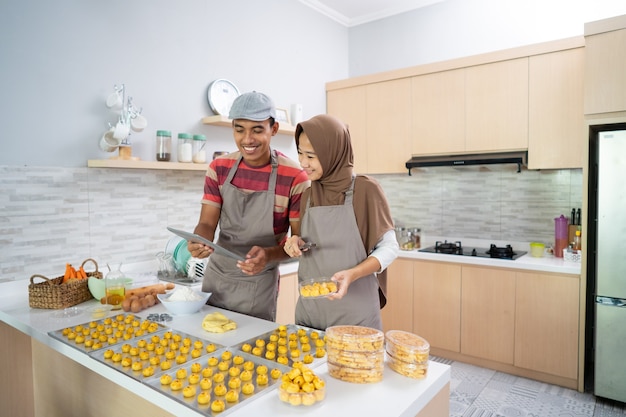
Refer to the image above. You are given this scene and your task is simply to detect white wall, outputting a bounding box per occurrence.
[0,0,348,166]
[347,0,626,76]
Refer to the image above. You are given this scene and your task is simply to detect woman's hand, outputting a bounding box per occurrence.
[326,269,357,300]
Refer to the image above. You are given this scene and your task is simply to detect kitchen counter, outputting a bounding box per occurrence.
[396,237,581,275]
[0,278,450,417]
[397,250,580,275]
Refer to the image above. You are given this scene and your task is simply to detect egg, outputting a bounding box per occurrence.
[130,299,142,313]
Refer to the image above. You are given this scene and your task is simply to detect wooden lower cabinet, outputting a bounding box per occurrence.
[386,259,581,389]
[413,261,462,353]
[382,258,414,332]
[514,271,579,379]
[276,272,298,325]
[461,267,516,364]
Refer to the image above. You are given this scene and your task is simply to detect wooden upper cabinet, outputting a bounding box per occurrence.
[528,48,585,169]
[465,58,529,153]
[411,69,465,155]
[365,79,412,174]
[584,27,626,115]
[327,86,368,173]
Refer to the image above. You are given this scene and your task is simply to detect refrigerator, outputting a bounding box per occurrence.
[588,126,626,402]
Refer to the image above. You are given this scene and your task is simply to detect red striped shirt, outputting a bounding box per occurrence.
[202,151,309,238]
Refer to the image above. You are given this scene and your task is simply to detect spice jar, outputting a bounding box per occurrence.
[177,133,193,163]
[156,130,171,161]
[192,134,207,163]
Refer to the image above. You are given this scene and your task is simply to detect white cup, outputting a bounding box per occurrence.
[112,121,130,140]
[106,91,123,110]
[99,128,121,152]
[130,114,148,132]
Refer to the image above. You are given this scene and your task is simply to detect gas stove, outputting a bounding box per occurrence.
[418,241,526,260]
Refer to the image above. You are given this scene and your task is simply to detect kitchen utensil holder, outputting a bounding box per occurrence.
[28,258,102,309]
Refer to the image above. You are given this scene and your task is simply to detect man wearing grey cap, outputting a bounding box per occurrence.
[188,91,310,321]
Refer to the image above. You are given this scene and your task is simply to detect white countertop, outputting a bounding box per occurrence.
[396,237,581,275]
[0,278,450,417]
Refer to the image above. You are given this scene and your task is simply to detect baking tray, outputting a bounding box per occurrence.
[232,324,327,368]
[88,329,225,381]
[48,312,166,353]
[144,347,290,416]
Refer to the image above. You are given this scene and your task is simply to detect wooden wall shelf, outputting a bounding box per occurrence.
[201,114,296,135]
[87,159,208,171]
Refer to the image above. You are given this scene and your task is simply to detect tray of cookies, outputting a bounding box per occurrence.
[232,324,327,368]
[88,328,224,381]
[144,347,290,416]
[48,313,165,353]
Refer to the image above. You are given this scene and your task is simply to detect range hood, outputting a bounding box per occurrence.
[405,151,527,175]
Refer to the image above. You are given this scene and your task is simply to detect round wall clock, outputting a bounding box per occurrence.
[207,79,240,116]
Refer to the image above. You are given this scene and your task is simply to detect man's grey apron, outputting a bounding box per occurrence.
[295,177,382,331]
[202,151,280,321]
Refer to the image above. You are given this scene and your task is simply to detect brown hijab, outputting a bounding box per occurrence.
[295,114,395,263]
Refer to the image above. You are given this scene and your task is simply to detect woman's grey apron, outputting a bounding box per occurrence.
[202,151,280,321]
[295,177,382,331]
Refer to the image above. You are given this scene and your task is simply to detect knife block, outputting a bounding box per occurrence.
[568,224,579,246]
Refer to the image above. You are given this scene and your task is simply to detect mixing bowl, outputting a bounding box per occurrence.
[156,290,211,315]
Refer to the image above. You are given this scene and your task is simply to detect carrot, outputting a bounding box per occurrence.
[78,266,87,279]
[63,263,72,283]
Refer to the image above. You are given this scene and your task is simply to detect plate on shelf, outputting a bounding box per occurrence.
[207,79,240,116]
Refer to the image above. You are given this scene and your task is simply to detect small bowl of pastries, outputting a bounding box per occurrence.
[385,330,430,379]
[299,278,338,298]
[278,363,325,407]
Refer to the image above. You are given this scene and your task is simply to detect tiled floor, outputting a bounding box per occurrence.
[431,356,626,417]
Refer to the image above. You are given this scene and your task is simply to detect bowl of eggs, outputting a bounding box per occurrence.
[156,287,211,315]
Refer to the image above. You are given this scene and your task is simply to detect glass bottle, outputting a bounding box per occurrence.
[192,134,207,163]
[156,130,172,161]
[573,230,582,251]
[105,262,126,310]
[177,133,193,163]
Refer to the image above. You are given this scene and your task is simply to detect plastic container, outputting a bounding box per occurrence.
[554,215,569,258]
[385,330,430,364]
[192,134,207,163]
[155,130,171,161]
[325,325,384,352]
[529,242,545,257]
[386,351,429,379]
[327,359,383,383]
[177,133,193,163]
[299,278,337,298]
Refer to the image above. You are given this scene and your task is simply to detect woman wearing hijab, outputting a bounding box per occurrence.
[283,114,399,331]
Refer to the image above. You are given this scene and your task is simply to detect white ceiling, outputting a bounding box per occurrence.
[299,0,445,27]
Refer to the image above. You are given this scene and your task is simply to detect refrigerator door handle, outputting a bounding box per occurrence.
[596,296,626,307]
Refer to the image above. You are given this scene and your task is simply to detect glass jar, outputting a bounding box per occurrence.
[105,262,126,310]
[156,130,171,161]
[407,227,421,249]
[192,134,207,163]
[177,133,193,163]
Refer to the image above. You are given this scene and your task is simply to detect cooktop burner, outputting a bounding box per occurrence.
[419,241,526,260]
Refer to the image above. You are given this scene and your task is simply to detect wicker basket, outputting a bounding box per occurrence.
[28,258,102,309]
